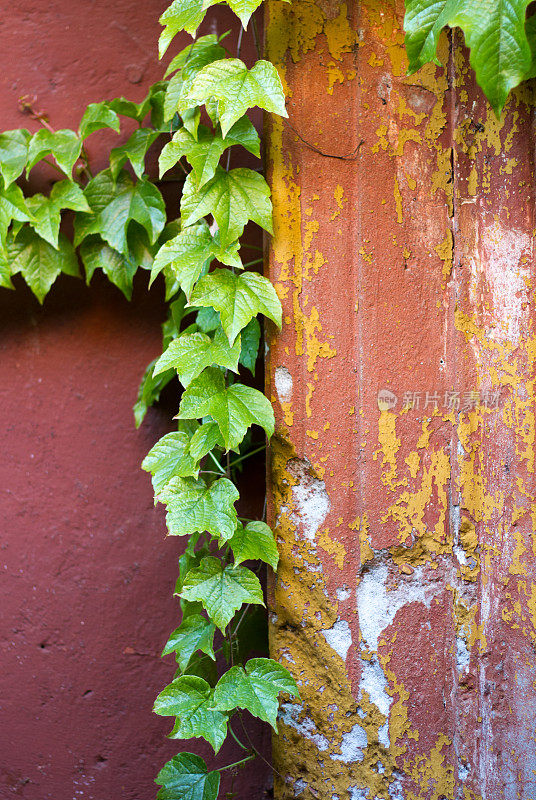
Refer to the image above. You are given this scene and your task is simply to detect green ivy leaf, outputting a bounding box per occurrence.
[142,431,199,493]
[189,269,281,345]
[181,649,218,685]
[27,129,82,177]
[160,476,239,541]
[79,237,138,300]
[229,520,279,571]
[0,180,33,244]
[188,421,226,461]
[214,658,299,730]
[110,129,160,180]
[26,180,90,249]
[150,225,242,296]
[153,327,241,386]
[75,170,166,255]
[181,167,272,248]
[0,243,13,289]
[160,118,260,188]
[106,95,152,123]
[133,358,175,428]
[195,306,220,333]
[153,675,227,753]
[79,102,121,140]
[165,35,226,79]
[404,0,533,114]
[159,0,211,56]
[183,59,287,136]
[162,614,216,672]
[9,228,78,303]
[155,753,220,800]
[525,13,536,78]
[164,38,226,122]
[180,556,264,632]
[0,129,31,187]
[176,367,275,449]
[225,0,264,28]
[239,318,261,374]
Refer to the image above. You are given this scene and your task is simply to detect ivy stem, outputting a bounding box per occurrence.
[236,26,244,61]
[227,723,249,751]
[43,158,68,177]
[217,754,255,772]
[251,16,261,60]
[242,257,263,267]
[207,450,225,474]
[229,444,265,469]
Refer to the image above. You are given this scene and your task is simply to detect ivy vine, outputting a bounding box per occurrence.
[2,0,536,798]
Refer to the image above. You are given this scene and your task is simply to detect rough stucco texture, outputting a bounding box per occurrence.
[0,3,268,799]
[266,0,536,798]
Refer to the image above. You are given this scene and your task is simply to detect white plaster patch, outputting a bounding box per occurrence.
[388,774,404,800]
[456,636,470,671]
[348,787,370,800]
[332,723,367,763]
[356,563,441,652]
[476,221,531,343]
[322,618,352,661]
[336,586,351,601]
[279,703,329,751]
[275,366,293,403]
[294,778,307,796]
[360,657,391,717]
[289,464,330,541]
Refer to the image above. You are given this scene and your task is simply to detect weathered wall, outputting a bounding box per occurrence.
[0,3,269,798]
[266,1,536,798]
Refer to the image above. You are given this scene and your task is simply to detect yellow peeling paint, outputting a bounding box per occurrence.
[318,529,346,569]
[435,229,454,283]
[375,411,402,490]
[324,4,357,61]
[393,175,403,224]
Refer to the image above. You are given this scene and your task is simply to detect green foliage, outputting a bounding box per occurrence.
[162,614,216,672]
[180,167,273,247]
[0,0,297,793]
[154,674,228,752]
[176,367,275,449]
[229,520,279,570]
[74,170,166,256]
[404,0,536,113]
[180,556,264,632]
[190,269,281,345]
[214,658,299,729]
[155,753,220,800]
[153,328,242,386]
[160,476,239,540]
[9,228,78,304]
[182,59,287,136]
[142,431,200,492]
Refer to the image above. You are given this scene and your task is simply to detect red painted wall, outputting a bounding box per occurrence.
[0,3,269,798]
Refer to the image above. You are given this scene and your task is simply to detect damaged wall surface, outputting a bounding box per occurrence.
[265,1,536,798]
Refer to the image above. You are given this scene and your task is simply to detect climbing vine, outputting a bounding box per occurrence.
[2,0,536,798]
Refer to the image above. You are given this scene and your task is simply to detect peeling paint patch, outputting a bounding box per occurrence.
[356,563,441,651]
[275,365,294,403]
[332,723,367,763]
[279,703,330,751]
[322,618,352,660]
[289,459,331,541]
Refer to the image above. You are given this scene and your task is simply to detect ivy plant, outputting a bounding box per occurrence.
[404,0,536,114]
[1,0,536,797]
